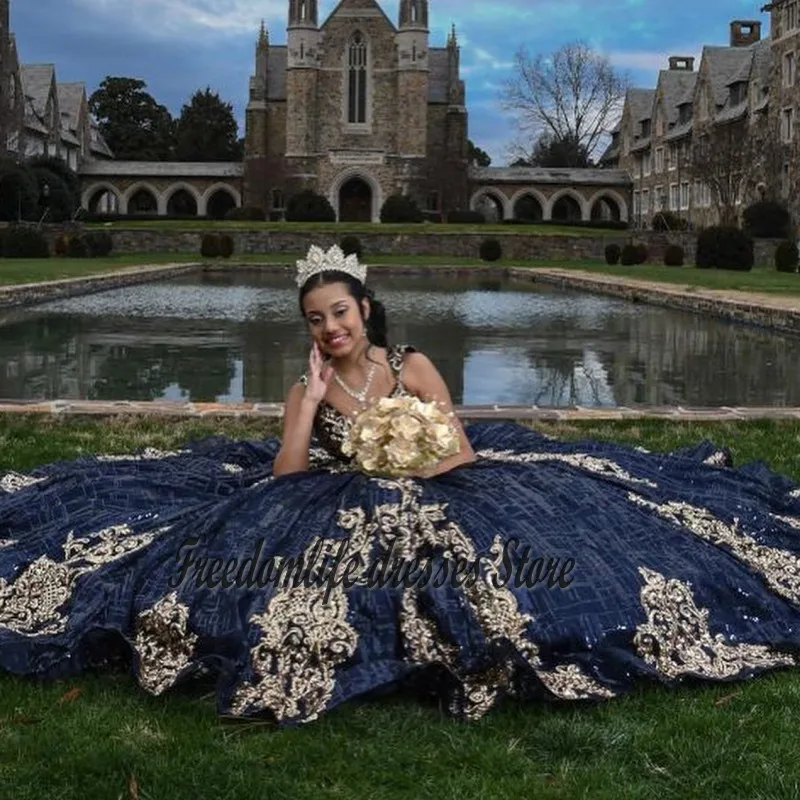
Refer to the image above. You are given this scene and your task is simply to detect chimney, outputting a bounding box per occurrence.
[730,20,762,47]
[668,56,695,71]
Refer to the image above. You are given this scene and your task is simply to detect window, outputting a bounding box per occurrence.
[785,51,796,88]
[669,183,679,211]
[785,2,798,34]
[654,185,664,211]
[680,181,690,210]
[642,189,650,212]
[641,119,651,139]
[729,82,747,106]
[782,107,795,142]
[643,152,651,176]
[668,143,677,171]
[347,32,368,125]
[783,162,791,199]
[633,190,641,216]
[271,189,285,210]
[655,147,664,173]
[426,191,440,212]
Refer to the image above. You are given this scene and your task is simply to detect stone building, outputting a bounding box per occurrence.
[602,11,800,229]
[0,0,112,167]
[243,0,470,221]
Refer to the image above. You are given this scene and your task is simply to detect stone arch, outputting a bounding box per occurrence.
[588,190,628,223]
[547,189,587,222]
[82,183,121,214]
[509,188,547,222]
[123,182,160,215]
[469,188,510,221]
[203,183,240,219]
[165,183,202,216]
[329,168,382,223]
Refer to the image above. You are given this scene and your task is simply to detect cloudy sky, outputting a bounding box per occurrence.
[11,0,769,164]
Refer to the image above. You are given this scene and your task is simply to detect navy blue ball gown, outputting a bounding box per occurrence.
[2,343,800,727]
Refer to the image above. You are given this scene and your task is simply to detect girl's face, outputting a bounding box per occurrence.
[302,282,369,357]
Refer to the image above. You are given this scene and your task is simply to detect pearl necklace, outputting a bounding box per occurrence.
[334,361,377,407]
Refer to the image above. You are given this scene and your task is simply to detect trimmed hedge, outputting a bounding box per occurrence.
[695,226,754,271]
[664,244,685,267]
[775,240,799,273]
[380,194,423,224]
[743,200,791,239]
[604,243,621,265]
[1,225,50,258]
[340,235,363,259]
[285,190,336,223]
[479,238,502,262]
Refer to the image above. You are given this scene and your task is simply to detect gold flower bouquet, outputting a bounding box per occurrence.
[341,396,461,477]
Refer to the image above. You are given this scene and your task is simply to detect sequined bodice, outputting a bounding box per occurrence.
[299,344,416,463]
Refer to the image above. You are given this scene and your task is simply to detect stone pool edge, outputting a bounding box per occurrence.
[0,400,799,421]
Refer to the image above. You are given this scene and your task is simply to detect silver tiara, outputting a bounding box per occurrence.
[295,244,367,288]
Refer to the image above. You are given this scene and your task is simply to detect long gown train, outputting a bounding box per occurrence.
[2,345,800,726]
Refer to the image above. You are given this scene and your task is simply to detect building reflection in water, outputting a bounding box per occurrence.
[0,270,798,407]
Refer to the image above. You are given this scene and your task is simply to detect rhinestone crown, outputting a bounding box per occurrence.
[295,244,367,288]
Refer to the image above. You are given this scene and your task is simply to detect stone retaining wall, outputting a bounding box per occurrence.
[0,263,197,310]
[38,225,783,266]
[0,399,798,421]
[511,269,800,336]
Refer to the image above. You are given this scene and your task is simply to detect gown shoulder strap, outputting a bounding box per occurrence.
[386,344,416,385]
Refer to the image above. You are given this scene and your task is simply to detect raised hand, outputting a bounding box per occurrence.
[304,342,334,405]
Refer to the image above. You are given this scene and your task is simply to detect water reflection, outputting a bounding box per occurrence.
[0,269,797,407]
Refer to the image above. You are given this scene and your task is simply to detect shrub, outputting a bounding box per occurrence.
[30,167,75,222]
[479,238,502,262]
[664,243,685,267]
[0,160,39,221]
[775,240,799,273]
[743,200,791,239]
[2,225,49,258]
[85,230,113,257]
[218,233,234,258]
[695,226,754,271]
[651,211,688,232]
[201,233,222,258]
[66,234,90,258]
[635,243,648,264]
[54,234,69,257]
[285,189,336,222]
[340,235,362,259]
[620,243,639,266]
[224,205,266,221]
[380,194,423,223]
[604,243,621,265]
[26,155,81,209]
[446,210,485,224]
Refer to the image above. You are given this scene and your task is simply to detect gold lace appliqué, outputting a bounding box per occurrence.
[476,449,658,488]
[0,521,172,636]
[628,494,800,607]
[633,566,796,679]
[134,591,199,695]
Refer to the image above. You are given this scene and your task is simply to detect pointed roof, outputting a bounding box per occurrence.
[20,63,56,118]
[321,0,396,32]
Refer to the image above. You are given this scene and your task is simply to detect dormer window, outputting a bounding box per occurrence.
[729,81,747,106]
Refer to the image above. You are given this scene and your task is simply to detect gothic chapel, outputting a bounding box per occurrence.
[243,0,469,221]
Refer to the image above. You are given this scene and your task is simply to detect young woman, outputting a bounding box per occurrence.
[1,244,800,728]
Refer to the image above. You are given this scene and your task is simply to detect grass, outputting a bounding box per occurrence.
[1,415,800,799]
[2,253,799,297]
[0,253,196,285]
[84,220,617,237]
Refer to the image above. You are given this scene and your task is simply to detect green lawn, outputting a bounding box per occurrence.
[1,415,800,799]
[3,253,798,297]
[84,219,619,238]
[0,254,196,285]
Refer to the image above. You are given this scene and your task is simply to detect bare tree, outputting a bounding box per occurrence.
[500,41,629,164]
[690,117,783,226]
